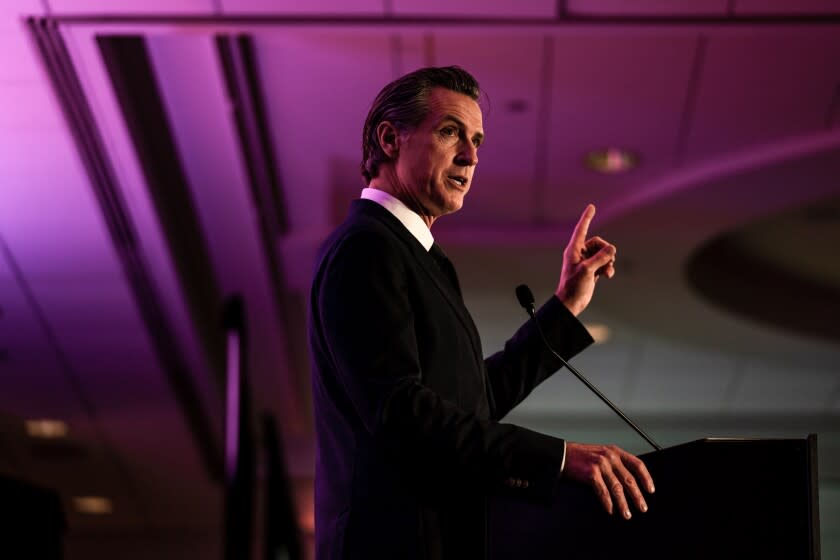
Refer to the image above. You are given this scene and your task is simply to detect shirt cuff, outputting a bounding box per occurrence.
[559,440,566,475]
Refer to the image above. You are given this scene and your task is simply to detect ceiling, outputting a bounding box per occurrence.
[1,1,839,558]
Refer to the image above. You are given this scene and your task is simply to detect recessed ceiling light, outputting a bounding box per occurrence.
[584,148,638,174]
[73,496,113,515]
[25,419,68,439]
[583,323,611,344]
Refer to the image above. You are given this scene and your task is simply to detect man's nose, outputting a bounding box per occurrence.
[455,141,478,166]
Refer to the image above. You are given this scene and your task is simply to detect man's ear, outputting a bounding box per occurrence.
[376,121,400,159]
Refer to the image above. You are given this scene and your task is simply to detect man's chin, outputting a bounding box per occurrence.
[426,193,465,221]
[441,200,464,217]
[445,192,466,213]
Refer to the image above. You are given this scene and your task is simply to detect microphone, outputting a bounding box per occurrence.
[515,284,661,451]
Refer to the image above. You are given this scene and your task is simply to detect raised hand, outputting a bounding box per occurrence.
[555,204,616,316]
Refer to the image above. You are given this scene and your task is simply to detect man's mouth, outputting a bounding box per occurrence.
[448,175,468,187]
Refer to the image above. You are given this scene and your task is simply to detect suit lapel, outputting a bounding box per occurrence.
[351,201,485,368]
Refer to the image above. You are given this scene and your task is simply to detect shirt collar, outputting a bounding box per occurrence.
[361,188,434,251]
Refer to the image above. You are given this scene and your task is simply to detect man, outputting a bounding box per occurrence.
[309,66,654,559]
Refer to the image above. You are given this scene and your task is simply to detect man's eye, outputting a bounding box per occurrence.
[441,127,457,136]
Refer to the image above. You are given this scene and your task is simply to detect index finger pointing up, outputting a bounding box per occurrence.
[571,204,596,246]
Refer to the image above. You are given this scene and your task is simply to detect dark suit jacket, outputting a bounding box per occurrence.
[309,199,594,559]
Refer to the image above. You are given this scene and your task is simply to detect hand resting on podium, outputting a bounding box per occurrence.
[564,442,655,520]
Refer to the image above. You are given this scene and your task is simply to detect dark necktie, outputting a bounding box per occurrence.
[429,243,462,298]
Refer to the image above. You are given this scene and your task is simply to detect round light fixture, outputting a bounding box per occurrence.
[25,419,68,439]
[73,496,113,515]
[585,148,638,174]
[583,323,611,344]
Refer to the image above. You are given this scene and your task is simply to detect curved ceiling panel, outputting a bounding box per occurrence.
[593,134,840,362]
[687,195,840,344]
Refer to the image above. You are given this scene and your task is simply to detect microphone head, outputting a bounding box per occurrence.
[515,284,535,311]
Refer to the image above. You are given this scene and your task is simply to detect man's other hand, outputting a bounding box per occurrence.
[563,442,655,520]
[556,204,616,316]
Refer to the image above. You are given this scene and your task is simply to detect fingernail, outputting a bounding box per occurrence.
[649,484,655,493]
[624,510,631,519]
[641,503,648,513]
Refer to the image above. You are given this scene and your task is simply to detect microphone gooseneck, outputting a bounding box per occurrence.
[515,284,661,451]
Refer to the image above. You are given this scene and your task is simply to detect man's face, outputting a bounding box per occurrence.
[394,87,484,221]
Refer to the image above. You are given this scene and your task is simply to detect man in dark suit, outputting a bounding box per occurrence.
[309,66,654,559]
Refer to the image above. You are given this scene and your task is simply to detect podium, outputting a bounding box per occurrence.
[489,436,821,559]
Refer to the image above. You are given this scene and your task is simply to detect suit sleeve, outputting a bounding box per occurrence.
[484,296,595,422]
[314,231,580,503]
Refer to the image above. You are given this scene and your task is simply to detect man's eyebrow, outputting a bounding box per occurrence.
[440,114,485,142]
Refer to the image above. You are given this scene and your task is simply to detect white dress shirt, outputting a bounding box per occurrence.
[361,188,434,251]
